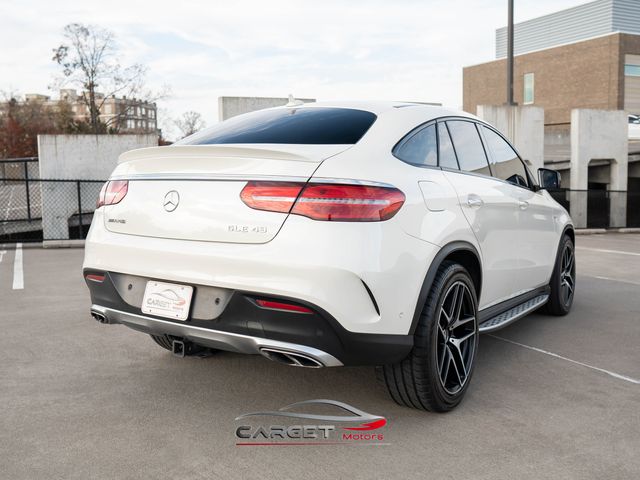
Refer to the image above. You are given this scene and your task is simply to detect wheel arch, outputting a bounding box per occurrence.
[563,224,575,244]
[408,241,482,335]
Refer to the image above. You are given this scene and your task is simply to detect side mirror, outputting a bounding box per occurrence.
[538,168,561,190]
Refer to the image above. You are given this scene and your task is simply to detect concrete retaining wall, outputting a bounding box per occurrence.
[570,109,628,228]
[477,105,545,172]
[218,96,315,121]
[37,134,158,240]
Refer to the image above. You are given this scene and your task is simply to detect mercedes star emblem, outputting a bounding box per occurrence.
[163,190,180,212]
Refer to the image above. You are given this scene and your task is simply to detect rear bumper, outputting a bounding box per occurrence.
[90,305,344,367]
[84,270,413,366]
[84,209,440,335]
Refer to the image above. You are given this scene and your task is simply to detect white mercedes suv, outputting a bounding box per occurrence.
[84,101,575,411]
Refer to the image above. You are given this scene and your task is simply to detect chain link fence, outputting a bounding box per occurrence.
[0,158,105,242]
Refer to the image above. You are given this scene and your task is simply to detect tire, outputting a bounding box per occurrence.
[379,261,479,412]
[542,235,575,316]
[150,334,175,351]
[149,334,217,356]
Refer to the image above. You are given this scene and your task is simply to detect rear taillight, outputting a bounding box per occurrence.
[240,181,405,222]
[97,180,128,208]
[239,182,303,213]
[293,184,405,221]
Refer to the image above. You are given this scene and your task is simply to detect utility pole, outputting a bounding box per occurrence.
[507,0,516,105]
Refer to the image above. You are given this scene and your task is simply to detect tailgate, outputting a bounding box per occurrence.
[102,144,349,244]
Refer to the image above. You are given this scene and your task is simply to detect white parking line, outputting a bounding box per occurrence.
[489,335,640,385]
[576,247,640,257]
[4,185,15,222]
[12,243,23,290]
[0,250,6,263]
[590,275,640,287]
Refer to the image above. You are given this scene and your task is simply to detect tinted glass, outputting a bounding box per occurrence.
[481,126,529,188]
[176,107,377,145]
[437,122,458,170]
[446,121,490,175]
[395,125,437,167]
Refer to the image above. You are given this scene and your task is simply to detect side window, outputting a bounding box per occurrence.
[394,124,437,167]
[481,126,529,188]
[437,122,458,170]
[446,121,491,176]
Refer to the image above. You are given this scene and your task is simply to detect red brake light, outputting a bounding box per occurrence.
[255,299,313,314]
[240,181,304,213]
[240,181,405,222]
[293,184,405,221]
[97,180,128,208]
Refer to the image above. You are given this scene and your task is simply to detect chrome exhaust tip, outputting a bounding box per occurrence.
[90,309,110,324]
[260,347,324,368]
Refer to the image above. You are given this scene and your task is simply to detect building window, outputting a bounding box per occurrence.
[523,73,534,104]
[625,65,640,77]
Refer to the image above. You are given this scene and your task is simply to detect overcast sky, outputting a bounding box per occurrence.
[1,0,585,139]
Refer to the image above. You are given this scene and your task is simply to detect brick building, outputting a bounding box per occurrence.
[17,89,158,133]
[463,0,640,126]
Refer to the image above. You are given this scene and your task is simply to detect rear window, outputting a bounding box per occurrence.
[176,107,377,145]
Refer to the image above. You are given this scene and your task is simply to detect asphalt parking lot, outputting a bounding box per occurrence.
[1,234,639,479]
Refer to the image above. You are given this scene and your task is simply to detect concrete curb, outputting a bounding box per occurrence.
[42,240,86,249]
[0,242,44,250]
[575,228,640,235]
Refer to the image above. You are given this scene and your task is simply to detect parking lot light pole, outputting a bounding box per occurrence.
[507,0,516,105]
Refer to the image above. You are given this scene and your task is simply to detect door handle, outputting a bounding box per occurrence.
[519,200,529,210]
[467,195,484,208]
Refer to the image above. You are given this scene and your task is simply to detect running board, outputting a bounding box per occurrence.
[478,294,549,333]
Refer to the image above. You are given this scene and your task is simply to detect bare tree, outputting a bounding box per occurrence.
[52,23,166,134]
[174,111,206,138]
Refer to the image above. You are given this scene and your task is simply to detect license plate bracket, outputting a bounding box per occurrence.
[141,280,193,321]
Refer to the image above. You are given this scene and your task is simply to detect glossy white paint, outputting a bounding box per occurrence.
[84,100,572,335]
[516,188,566,292]
[442,170,522,307]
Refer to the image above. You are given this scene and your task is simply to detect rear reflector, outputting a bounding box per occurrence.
[97,180,129,208]
[255,299,313,314]
[240,181,404,221]
[85,274,105,282]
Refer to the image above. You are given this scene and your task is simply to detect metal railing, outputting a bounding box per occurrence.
[546,189,639,228]
[1,158,105,242]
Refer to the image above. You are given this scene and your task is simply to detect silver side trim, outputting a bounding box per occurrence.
[478,294,549,333]
[309,178,396,188]
[109,173,394,188]
[90,305,343,367]
[109,173,309,182]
